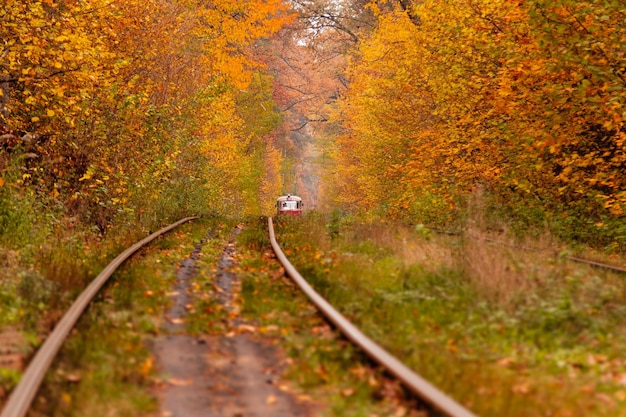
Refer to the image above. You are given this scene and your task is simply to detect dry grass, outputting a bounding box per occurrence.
[459,226,558,306]
[455,191,561,307]
[357,222,454,270]
[341,219,564,306]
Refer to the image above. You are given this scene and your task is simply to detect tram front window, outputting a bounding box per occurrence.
[283,201,298,209]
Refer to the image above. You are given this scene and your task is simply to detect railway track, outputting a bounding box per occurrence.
[477,236,626,274]
[0,217,198,417]
[268,217,477,417]
[2,215,529,417]
[8,213,617,417]
[429,228,626,274]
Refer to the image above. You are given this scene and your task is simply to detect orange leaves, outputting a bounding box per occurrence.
[330,0,625,226]
[1,0,110,131]
[331,11,427,214]
[1,0,292,226]
[181,0,294,90]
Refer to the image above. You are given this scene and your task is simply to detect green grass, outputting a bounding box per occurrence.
[269,212,626,417]
[237,216,423,417]
[30,216,229,416]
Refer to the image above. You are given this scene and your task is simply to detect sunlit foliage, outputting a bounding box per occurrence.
[331,0,625,245]
[0,0,291,234]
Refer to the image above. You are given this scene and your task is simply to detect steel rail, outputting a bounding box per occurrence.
[480,237,626,274]
[566,255,626,274]
[1,216,199,417]
[268,218,477,417]
[430,230,626,274]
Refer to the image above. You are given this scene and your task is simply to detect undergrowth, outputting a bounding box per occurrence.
[32,217,227,417]
[272,210,626,417]
[0,156,225,400]
[237,216,424,417]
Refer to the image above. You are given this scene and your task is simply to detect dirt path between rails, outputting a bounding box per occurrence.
[150,225,313,417]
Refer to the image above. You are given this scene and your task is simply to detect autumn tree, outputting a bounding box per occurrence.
[329,0,625,245]
[249,0,375,208]
[0,0,292,236]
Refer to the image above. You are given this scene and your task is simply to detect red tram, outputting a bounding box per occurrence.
[276,194,303,216]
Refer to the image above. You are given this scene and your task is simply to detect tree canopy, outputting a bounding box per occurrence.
[327,0,625,245]
[0,0,292,232]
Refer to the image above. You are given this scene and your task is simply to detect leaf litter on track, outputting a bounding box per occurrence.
[150,225,314,417]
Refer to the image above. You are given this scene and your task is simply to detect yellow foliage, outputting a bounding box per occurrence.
[332,0,625,222]
[0,0,292,222]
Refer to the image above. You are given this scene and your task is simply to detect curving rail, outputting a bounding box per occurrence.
[0,217,199,417]
[268,217,478,417]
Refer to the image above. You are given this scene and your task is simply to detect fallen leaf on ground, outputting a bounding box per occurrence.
[168,378,193,386]
[271,267,285,279]
[497,357,514,367]
[237,324,256,333]
[65,373,81,383]
[140,357,154,376]
[341,388,355,397]
[512,383,530,394]
[393,406,407,417]
[261,324,279,333]
[596,392,616,406]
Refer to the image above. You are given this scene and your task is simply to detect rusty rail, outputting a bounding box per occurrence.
[479,237,626,274]
[268,217,477,417]
[0,217,199,417]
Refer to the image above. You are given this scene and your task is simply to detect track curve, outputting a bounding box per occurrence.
[268,217,477,417]
[0,217,198,417]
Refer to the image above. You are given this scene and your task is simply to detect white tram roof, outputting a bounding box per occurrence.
[277,195,302,202]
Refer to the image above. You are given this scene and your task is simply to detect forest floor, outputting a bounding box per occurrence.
[7,213,622,417]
